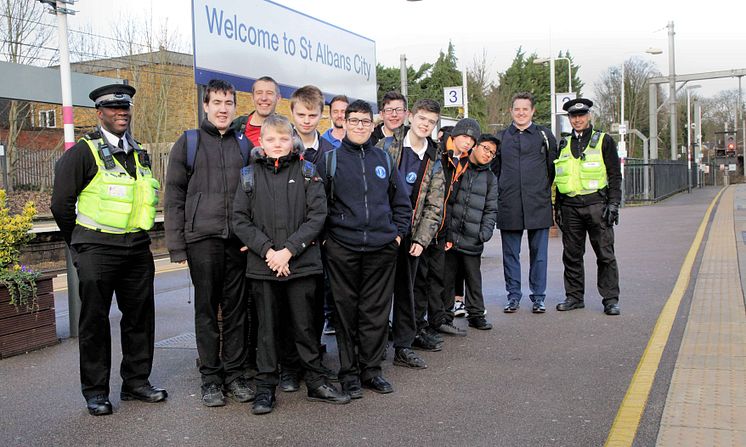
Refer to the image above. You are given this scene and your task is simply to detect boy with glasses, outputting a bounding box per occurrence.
[316,100,412,396]
[379,99,446,365]
[444,131,498,331]
[371,91,409,148]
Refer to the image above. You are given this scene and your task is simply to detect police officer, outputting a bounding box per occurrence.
[51,84,167,416]
[554,98,622,316]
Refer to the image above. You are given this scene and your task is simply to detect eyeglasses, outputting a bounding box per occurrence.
[347,117,373,128]
[477,143,497,158]
[382,107,405,115]
[414,114,438,127]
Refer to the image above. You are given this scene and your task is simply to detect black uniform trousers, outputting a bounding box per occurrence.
[186,237,248,386]
[414,238,447,331]
[325,237,398,385]
[279,272,324,375]
[75,243,155,400]
[560,202,620,305]
[253,276,326,392]
[392,235,419,349]
[443,250,486,323]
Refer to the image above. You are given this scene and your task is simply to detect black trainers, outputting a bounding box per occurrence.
[252,392,276,415]
[201,383,226,407]
[503,300,519,313]
[412,332,443,352]
[224,377,255,403]
[307,382,351,405]
[393,347,427,369]
[279,370,300,392]
[435,321,467,337]
[468,316,493,330]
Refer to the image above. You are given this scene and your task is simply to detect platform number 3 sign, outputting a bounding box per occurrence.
[443,86,464,107]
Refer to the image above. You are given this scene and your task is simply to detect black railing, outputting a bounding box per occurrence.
[624,159,689,203]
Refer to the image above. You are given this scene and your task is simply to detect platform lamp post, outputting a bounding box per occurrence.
[621,48,662,202]
[534,57,572,139]
[686,85,701,193]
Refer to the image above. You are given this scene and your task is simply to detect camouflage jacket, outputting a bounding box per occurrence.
[375,126,445,248]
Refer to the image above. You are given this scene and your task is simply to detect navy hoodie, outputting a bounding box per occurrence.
[316,137,411,251]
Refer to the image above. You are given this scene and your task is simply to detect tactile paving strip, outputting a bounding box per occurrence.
[656,186,746,446]
[154,332,197,349]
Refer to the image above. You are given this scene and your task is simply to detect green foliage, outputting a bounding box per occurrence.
[0,189,39,312]
[490,48,583,130]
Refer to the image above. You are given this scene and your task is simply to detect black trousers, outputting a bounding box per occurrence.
[560,203,620,305]
[279,273,324,375]
[392,236,418,349]
[325,238,398,384]
[443,250,485,323]
[75,243,155,400]
[186,237,248,386]
[253,276,325,391]
[414,239,447,330]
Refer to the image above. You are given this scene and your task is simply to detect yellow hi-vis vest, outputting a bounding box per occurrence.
[553,131,608,196]
[76,136,160,233]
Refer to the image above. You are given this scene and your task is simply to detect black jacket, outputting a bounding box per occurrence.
[315,137,412,251]
[164,119,251,262]
[447,161,498,256]
[232,152,326,280]
[50,130,151,248]
[494,123,558,230]
[556,124,622,207]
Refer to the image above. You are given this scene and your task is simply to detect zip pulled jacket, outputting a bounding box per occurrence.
[447,161,498,256]
[377,129,445,248]
[232,152,326,280]
[315,137,412,251]
[164,119,248,262]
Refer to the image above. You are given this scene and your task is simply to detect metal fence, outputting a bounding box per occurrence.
[624,159,689,203]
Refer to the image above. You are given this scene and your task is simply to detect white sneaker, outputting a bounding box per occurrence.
[453,301,467,317]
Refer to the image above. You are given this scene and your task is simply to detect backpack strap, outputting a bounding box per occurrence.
[235,133,251,166]
[240,165,255,195]
[185,129,200,177]
[324,149,338,202]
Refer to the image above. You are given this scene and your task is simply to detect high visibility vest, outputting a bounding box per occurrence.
[553,131,608,196]
[76,136,159,233]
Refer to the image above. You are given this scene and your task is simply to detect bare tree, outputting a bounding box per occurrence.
[0,0,55,191]
[593,57,662,158]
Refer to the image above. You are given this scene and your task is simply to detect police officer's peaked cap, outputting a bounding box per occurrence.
[89,83,136,108]
[563,98,593,115]
[451,118,481,142]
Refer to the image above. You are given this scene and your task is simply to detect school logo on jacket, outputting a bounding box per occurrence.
[406,172,417,184]
[375,166,387,178]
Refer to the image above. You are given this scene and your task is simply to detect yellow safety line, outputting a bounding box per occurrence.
[604,187,726,447]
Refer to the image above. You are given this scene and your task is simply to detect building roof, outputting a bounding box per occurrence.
[70,49,192,74]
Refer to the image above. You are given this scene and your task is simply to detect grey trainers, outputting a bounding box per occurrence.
[503,300,519,313]
[201,383,226,407]
[435,321,467,337]
[224,377,255,403]
[532,300,546,313]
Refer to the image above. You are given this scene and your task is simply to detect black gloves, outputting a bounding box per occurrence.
[603,203,620,226]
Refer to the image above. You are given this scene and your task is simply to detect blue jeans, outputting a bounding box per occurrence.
[500,228,549,303]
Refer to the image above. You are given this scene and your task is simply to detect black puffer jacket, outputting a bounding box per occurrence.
[232,152,326,280]
[447,161,498,255]
[164,119,252,262]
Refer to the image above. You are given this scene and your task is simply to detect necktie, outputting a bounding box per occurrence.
[117,139,124,149]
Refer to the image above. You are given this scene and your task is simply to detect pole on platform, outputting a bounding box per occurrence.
[44,0,81,336]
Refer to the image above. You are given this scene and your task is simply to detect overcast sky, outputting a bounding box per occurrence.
[67,0,746,99]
